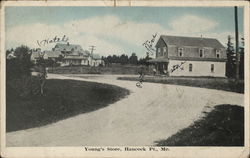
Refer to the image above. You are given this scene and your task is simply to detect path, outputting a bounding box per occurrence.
[6,74,244,146]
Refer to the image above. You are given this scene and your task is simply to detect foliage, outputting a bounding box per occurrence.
[239,38,244,79]
[138,55,152,66]
[6,45,34,97]
[226,36,244,79]
[129,52,138,65]
[226,36,236,78]
[102,53,138,65]
[6,45,32,79]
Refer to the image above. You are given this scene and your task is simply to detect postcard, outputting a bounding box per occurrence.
[0,0,249,158]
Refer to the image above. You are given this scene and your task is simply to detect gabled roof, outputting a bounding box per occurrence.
[54,43,83,52]
[158,35,225,49]
[63,55,87,59]
[44,50,61,58]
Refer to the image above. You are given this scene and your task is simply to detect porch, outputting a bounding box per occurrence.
[148,58,169,75]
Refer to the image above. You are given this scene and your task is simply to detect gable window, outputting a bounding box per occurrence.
[189,64,193,72]
[199,49,204,57]
[161,47,163,56]
[163,47,167,56]
[211,64,214,73]
[216,50,220,58]
[178,48,183,57]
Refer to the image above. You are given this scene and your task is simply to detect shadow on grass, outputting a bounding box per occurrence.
[6,79,130,132]
[155,104,244,146]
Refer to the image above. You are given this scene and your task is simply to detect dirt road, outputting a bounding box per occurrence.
[6,74,244,146]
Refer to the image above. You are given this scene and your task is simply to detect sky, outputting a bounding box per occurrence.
[5,6,244,58]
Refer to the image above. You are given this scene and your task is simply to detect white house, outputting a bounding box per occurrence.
[52,43,104,67]
[149,35,227,77]
[30,43,104,67]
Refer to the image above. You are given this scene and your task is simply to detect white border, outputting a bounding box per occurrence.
[1,1,249,158]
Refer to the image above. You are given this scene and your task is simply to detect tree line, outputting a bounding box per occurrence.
[101,53,152,66]
[226,36,244,79]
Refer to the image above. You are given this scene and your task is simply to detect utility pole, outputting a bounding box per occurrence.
[89,45,96,66]
[234,6,240,83]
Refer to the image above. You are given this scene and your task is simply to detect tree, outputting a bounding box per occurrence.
[226,35,236,78]
[6,45,33,97]
[239,37,244,79]
[138,54,152,66]
[6,45,32,79]
[112,55,119,63]
[129,53,138,65]
[119,54,129,65]
[36,55,47,95]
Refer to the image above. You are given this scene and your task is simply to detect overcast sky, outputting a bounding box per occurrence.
[5,7,244,58]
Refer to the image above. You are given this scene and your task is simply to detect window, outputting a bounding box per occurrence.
[163,47,166,53]
[211,64,214,73]
[216,50,220,58]
[189,64,193,72]
[178,48,183,57]
[163,47,167,56]
[161,47,163,56]
[199,49,204,57]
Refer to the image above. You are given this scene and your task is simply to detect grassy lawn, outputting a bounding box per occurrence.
[48,64,140,74]
[155,104,244,146]
[6,79,130,132]
[118,76,244,93]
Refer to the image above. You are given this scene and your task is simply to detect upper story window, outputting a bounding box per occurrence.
[163,47,167,56]
[156,47,159,57]
[211,64,214,73]
[189,64,193,72]
[178,48,183,57]
[216,49,220,58]
[199,49,204,58]
[161,47,163,56]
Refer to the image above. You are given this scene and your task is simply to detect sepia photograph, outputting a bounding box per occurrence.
[0,0,249,158]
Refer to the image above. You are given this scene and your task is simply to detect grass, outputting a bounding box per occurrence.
[6,79,130,132]
[48,64,140,74]
[155,104,244,146]
[118,76,244,93]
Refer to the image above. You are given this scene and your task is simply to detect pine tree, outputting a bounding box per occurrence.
[226,35,236,78]
[239,37,244,79]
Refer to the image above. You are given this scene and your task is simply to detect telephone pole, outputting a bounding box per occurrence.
[89,45,96,66]
[234,6,240,83]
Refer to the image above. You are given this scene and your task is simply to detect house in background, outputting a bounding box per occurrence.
[149,35,227,77]
[30,48,42,64]
[43,50,62,61]
[92,53,105,67]
[52,42,104,67]
[30,42,104,67]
